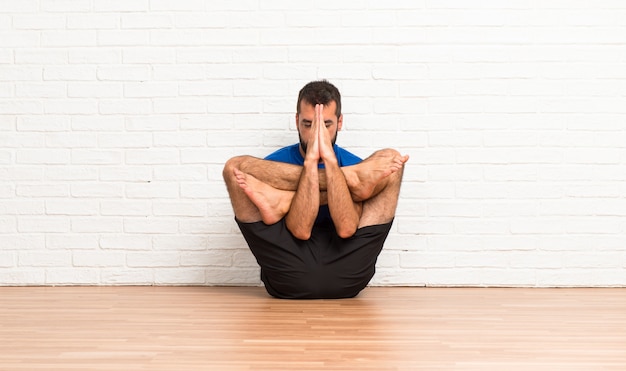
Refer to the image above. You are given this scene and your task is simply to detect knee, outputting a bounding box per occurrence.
[376,148,401,157]
[222,155,248,180]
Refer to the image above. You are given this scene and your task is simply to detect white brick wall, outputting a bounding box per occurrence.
[1,1,625,287]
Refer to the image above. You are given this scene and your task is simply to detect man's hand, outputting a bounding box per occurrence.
[317,104,337,166]
[305,104,321,163]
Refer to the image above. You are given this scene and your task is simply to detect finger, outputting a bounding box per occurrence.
[316,104,322,135]
[317,104,322,131]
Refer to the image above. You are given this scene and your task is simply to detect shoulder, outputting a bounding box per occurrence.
[265,144,303,165]
[334,145,362,166]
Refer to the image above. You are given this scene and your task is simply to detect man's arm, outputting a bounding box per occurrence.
[284,156,320,240]
[283,111,322,240]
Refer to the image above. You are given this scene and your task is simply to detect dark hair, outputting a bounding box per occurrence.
[296,80,342,118]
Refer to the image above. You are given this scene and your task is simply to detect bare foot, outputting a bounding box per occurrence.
[344,150,409,201]
[234,168,292,225]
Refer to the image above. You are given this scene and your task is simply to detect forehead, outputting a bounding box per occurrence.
[298,100,337,116]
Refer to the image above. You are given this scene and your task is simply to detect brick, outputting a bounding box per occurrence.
[16,184,69,198]
[125,149,180,164]
[153,133,205,147]
[153,235,208,251]
[232,250,257,267]
[98,30,149,46]
[69,48,121,64]
[71,183,124,198]
[205,268,259,285]
[127,252,180,267]
[153,166,206,181]
[99,99,152,115]
[41,31,96,47]
[153,201,206,217]
[97,66,151,81]
[99,235,152,250]
[0,0,38,12]
[125,116,178,131]
[101,269,153,285]
[0,269,45,285]
[125,183,179,199]
[150,0,205,11]
[67,14,119,29]
[16,83,66,98]
[19,250,71,267]
[18,217,70,233]
[149,30,206,46]
[100,200,150,216]
[124,82,177,98]
[71,150,122,165]
[122,14,173,29]
[98,133,152,148]
[0,216,16,233]
[16,149,70,165]
[44,100,98,114]
[45,166,98,181]
[13,15,65,30]
[46,234,99,249]
[179,82,231,97]
[0,200,43,216]
[0,251,17,268]
[46,200,99,216]
[46,268,100,285]
[99,166,152,182]
[181,250,232,267]
[46,133,98,148]
[155,268,207,285]
[93,0,148,12]
[0,132,45,147]
[0,31,39,47]
[68,83,122,98]
[72,217,123,233]
[72,116,124,131]
[153,98,207,114]
[174,13,229,28]
[73,251,125,267]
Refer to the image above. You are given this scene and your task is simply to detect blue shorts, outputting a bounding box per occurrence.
[236,218,393,299]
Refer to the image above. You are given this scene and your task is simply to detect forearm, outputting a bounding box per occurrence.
[236,155,341,194]
[285,159,320,240]
[324,159,362,238]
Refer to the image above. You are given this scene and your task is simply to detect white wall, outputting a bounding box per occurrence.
[1,1,625,286]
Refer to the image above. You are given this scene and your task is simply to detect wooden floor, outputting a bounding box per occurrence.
[1,287,625,370]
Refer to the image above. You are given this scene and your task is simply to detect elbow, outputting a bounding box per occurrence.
[336,225,357,239]
[291,228,311,241]
[286,221,312,241]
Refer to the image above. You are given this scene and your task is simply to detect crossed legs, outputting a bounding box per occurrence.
[223,147,407,238]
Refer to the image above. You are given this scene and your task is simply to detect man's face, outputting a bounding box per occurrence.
[296,100,343,155]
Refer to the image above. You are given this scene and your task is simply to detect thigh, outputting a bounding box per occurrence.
[358,170,403,228]
[236,218,326,299]
[317,221,394,298]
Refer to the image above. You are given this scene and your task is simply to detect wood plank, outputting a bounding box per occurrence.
[1,286,625,370]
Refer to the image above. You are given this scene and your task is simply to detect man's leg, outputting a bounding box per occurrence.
[341,149,408,202]
[223,159,294,224]
[355,149,406,228]
[225,153,405,199]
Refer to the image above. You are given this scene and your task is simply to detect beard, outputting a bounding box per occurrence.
[299,131,338,155]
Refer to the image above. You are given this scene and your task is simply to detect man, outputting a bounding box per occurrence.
[223,80,409,299]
